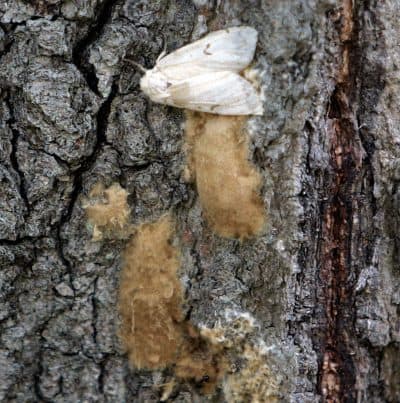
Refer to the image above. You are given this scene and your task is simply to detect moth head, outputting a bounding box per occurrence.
[140,69,170,101]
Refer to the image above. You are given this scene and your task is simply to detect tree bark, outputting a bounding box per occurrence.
[0,0,399,402]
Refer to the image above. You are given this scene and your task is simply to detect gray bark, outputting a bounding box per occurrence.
[0,0,399,402]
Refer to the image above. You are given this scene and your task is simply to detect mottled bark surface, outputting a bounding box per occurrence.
[0,0,399,402]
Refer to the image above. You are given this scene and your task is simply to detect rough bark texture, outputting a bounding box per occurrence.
[0,0,399,402]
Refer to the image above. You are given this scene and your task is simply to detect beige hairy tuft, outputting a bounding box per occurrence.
[118,215,185,369]
[84,183,132,240]
[185,112,266,239]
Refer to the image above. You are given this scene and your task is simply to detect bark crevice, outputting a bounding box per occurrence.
[317,1,383,401]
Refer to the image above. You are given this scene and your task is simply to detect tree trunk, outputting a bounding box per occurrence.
[0,0,399,402]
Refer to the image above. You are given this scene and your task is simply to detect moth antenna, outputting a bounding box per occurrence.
[125,59,147,73]
[156,49,167,63]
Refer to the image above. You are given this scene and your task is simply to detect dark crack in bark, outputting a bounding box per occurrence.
[63,81,118,223]
[317,1,382,401]
[91,276,99,345]
[5,91,29,214]
[57,80,118,291]
[72,0,120,95]
[317,2,359,401]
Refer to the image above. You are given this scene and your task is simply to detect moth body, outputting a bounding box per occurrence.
[139,27,263,116]
[140,68,171,103]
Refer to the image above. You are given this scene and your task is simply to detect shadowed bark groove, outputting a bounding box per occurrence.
[72,0,120,95]
[318,1,360,400]
[317,1,387,401]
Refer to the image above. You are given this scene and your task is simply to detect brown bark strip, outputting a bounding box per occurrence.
[319,2,363,402]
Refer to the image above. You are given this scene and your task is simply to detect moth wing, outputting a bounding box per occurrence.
[167,71,263,115]
[157,27,258,78]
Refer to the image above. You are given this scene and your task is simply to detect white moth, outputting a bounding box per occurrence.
[139,26,263,115]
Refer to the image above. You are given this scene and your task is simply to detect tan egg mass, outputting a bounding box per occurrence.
[185,112,266,239]
[118,215,184,369]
